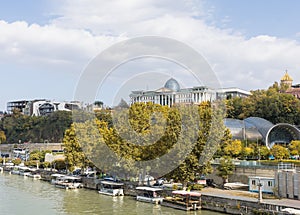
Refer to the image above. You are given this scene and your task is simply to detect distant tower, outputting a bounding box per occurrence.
[280,70,293,88]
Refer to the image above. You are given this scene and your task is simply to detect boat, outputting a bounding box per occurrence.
[50,173,67,184]
[224,182,249,190]
[98,180,124,196]
[10,166,21,175]
[162,190,201,211]
[19,167,32,177]
[54,175,83,189]
[281,208,300,214]
[135,186,164,204]
[27,171,42,180]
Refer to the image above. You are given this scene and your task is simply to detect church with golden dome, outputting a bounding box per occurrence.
[281,70,300,99]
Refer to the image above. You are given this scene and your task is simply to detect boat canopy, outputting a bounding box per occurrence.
[100,181,124,186]
[136,186,163,192]
[172,190,201,197]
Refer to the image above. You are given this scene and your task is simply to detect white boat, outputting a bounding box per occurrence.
[136,186,164,204]
[19,167,32,177]
[224,182,249,190]
[10,166,21,175]
[27,171,42,180]
[54,175,83,189]
[281,208,300,215]
[50,173,67,185]
[98,180,124,196]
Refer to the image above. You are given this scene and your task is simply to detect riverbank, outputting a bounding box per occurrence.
[80,176,300,214]
[200,188,300,214]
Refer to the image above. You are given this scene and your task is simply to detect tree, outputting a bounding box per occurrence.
[217,156,234,185]
[242,146,254,159]
[12,158,22,166]
[224,139,242,158]
[63,124,89,172]
[270,145,289,160]
[0,130,6,144]
[225,83,300,125]
[166,101,227,188]
[259,146,270,160]
[289,140,300,156]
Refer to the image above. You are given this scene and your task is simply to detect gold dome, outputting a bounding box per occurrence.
[281,71,293,81]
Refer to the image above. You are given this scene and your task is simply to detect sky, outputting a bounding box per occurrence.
[1,0,300,110]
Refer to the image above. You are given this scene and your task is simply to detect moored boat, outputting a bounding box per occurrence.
[19,167,32,177]
[98,180,124,196]
[54,175,83,189]
[135,186,164,204]
[27,171,42,180]
[162,190,201,211]
[224,182,249,190]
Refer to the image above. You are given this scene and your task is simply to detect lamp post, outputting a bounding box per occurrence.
[258,179,263,203]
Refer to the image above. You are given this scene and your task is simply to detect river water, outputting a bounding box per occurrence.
[0,172,224,215]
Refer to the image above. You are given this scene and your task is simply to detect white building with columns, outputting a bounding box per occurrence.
[130,78,249,107]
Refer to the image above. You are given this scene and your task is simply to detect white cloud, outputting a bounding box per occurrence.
[1,0,300,103]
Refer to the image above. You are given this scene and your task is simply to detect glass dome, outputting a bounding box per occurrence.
[164,78,180,92]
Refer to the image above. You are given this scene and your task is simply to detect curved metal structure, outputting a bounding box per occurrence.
[244,117,274,141]
[265,123,300,149]
[225,117,300,149]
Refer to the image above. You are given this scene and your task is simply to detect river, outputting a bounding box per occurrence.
[0,172,225,215]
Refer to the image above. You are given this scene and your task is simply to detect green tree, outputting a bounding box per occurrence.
[63,124,89,172]
[226,97,244,119]
[259,146,270,160]
[289,140,300,156]
[217,156,234,185]
[224,139,242,158]
[270,145,289,160]
[242,146,254,159]
[12,158,22,166]
[166,101,227,187]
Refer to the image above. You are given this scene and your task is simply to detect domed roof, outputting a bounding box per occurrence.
[281,71,293,81]
[164,78,180,92]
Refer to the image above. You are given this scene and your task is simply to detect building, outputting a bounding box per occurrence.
[275,165,300,200]
[224,117,300,148]
[281,70,300,99]
[248,176,275,194]
[7,100,29,114]
[29,100,81,116]
[217,88,251,99]
[7,99,82,116]
[130,78,250,107]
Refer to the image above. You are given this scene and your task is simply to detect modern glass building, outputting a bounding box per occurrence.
[224,117,300,148]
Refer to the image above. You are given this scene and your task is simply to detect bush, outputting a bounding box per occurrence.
[52,159,66,170]
[12,158,22,166]
[191,184,204,191]
[24,160,38,167]
[172,184,178,190]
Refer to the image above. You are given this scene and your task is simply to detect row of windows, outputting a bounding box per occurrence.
[251,180,273,187]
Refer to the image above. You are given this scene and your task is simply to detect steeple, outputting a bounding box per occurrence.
[280,70,293,88]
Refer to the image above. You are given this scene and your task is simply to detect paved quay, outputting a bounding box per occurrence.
[200,187,300,209]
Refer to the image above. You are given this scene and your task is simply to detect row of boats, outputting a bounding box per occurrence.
[49,173,202,211]
[4,166,201,211]
[9,166,42,179]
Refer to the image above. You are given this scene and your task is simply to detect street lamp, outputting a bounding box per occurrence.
[258,179,263,203]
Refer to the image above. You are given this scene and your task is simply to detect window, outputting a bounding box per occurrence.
[252,180,256,185]
[268,181,273,187]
